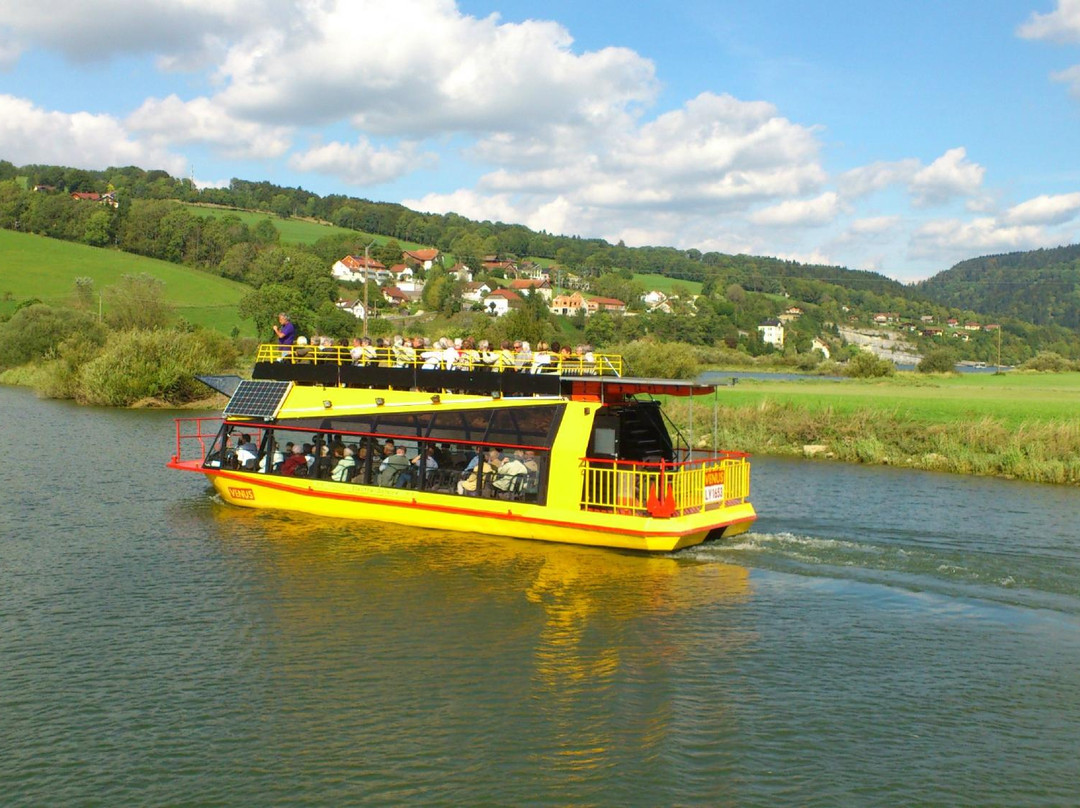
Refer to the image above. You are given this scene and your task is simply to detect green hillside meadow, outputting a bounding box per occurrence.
[0,230,254,335]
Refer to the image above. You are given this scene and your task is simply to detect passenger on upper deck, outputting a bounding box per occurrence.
[515,341,531,370]
[273,312,296,352]
[293,336,311,363]
[530,341,552,373]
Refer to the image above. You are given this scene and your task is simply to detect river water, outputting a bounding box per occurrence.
[3,385,1079,806]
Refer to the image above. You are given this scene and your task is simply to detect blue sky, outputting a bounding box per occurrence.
[1,0,1079,281]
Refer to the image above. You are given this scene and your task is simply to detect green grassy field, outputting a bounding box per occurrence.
[665,371,1080,484]
[0,230,255,335]
[712,373,1080,427]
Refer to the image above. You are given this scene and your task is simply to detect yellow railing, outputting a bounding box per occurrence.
[255,343,622,376]
[580,453,750,518]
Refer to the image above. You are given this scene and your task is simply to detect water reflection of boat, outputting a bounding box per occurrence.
[170,345,756,552]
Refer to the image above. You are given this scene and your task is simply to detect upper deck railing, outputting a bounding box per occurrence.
[254,343,623,376]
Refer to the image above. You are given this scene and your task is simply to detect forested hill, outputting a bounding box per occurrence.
[917,244,1080,329]
[0,160,910,298]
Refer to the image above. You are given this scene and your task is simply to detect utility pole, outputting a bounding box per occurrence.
[362,240,375,337]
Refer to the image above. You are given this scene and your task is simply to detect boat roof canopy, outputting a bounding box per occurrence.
[252,361,718,401]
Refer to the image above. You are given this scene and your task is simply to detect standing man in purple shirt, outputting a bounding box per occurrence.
[273,312,296,358]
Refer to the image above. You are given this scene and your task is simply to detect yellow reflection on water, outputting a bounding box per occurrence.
[198,500,753,776]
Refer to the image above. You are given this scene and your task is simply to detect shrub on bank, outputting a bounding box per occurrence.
[0,304,106,369]
[1019,351,1077,372]
[844,351,895,378]
[614,338,699,379]
[917,348,958,374]
[76,328,240,406]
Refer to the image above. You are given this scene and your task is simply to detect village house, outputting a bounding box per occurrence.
[461,282,492,304]
[402,248,440,270]
[517,261,549,281]
[920,314,935,323]
[811,337,831,359]
[483,288,522,316]
[642,290,667,309]
[335,299,367,320]
[758,318,784,348]
[448,263,473,283]
[508,278,552,301]
[550,292,586,317]
[332,254,390,283]
[779,306,803,323]
[964,321,981,331]
[483,258,517,276]
[921,326,944,338]
[382,286,410,307]
[389,264,423,294]
[585,296,627,316]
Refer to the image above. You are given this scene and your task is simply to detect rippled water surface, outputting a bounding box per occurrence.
[3,387,1080,806]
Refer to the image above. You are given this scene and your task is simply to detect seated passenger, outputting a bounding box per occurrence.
[236,434,258,468]
[492,450,529,494]
[293,335,312,363]
[281,444,309,477]
[456,337,481,370]
[392,335,417,367]
[331,447,357,482]
[412,446,439,472]
[378,446,411,486]
[421,339,444,369]
[529,341,550,373]
[457,449,502,495]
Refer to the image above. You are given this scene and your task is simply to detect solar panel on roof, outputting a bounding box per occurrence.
[223,380,292,419]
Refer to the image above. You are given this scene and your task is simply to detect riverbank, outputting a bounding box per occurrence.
[667,371,1080,486]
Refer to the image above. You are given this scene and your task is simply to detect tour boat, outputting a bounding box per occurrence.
[168,345,756,552]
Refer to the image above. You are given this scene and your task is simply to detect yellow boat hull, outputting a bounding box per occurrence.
[176,461,756,553]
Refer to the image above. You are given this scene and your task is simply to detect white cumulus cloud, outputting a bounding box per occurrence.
[1017,0,1080,44]
[127,95,292,159]
[909,147,985,207]
[0,94,184,174]
[748,192,841,227]
[1003,191,1080,225]
[289,138,437,186]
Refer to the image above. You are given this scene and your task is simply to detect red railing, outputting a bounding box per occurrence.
[172,417,223,464]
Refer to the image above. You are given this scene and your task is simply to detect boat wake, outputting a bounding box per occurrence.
[682,531,1080,616]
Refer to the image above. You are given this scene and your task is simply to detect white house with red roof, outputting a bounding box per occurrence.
[402,248,440,270]
[333,254,390,283]
[382,286,410,306]
[483,288,522,316]
[508,278,552,301]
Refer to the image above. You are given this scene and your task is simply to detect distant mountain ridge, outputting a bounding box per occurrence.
[917,244,1080,329]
